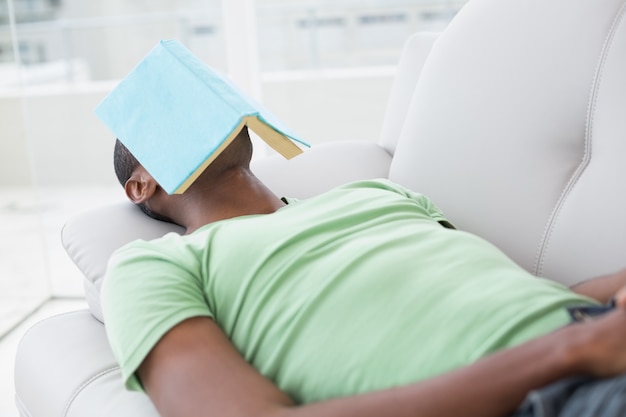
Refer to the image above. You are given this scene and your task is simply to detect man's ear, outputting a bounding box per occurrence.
[124,167,158,204]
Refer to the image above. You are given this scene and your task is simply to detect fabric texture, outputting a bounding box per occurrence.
[513,374,626,417]
[102,179,596,403]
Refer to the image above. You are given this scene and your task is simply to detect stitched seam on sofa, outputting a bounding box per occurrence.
[534,1,626,277]
[17,309,91,344]
[62,366,120,417]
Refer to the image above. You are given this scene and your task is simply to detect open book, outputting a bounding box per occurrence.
[95,39,309,194]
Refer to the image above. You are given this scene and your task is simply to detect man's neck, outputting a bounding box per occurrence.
[173,168,286,234]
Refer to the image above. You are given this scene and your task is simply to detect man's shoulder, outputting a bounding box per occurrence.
[281,179,411,207]
[336,178,405,191]
[108,231,193,273]
[320,178,449,224]
[326,179,435,205]
[321,178,420,198]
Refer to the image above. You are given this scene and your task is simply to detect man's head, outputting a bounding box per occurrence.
[113,128,254,223]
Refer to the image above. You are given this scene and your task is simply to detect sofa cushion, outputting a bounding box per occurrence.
[62,203,184,322]
[252,140,392,198]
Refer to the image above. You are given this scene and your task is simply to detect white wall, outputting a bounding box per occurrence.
[263,71,393,144]
[0,96,33,186]
[0,86,119,187]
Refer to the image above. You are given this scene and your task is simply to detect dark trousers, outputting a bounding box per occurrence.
[512,374,626,417]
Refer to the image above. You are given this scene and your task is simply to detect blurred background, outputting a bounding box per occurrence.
[0,0,466,337]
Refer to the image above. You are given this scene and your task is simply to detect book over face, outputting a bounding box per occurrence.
[95,39,309,194]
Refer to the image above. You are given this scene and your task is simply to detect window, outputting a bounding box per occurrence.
[0,0,226,336]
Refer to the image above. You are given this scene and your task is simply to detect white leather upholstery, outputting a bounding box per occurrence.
[14,1,626,415]
[14,311,158,417]
[62,203,184,323]
[252,140,392,199]
[390,0,626,284]
[538,3,626,282]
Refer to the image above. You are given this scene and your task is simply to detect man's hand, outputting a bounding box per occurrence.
[614,286,626,308]
[561,307,626,378]
[571,268,626,304]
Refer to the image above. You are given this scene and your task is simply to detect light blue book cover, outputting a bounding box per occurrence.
[95,39,309,194]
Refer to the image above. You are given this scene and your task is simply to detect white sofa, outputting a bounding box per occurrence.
[14,0,626,415]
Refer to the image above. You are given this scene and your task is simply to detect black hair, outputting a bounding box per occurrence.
[113,138,137,187]
[113,139,175,223]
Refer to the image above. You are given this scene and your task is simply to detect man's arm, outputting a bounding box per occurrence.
[570,268,626,303]
[139,311,626,417]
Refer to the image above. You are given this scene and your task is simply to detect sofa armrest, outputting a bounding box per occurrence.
[251,140,392,199]
[14,310,159,417]
[62,204,184,322]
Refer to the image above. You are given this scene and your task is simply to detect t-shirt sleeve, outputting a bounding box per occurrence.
[101,235,213,391]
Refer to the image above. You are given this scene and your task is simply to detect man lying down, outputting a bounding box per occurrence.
[102,130,626,417]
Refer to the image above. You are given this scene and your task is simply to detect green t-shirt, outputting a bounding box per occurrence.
[102,179,595,403]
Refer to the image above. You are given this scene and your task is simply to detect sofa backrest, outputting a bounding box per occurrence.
[378,32,440,156]
[389,0,626,285]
